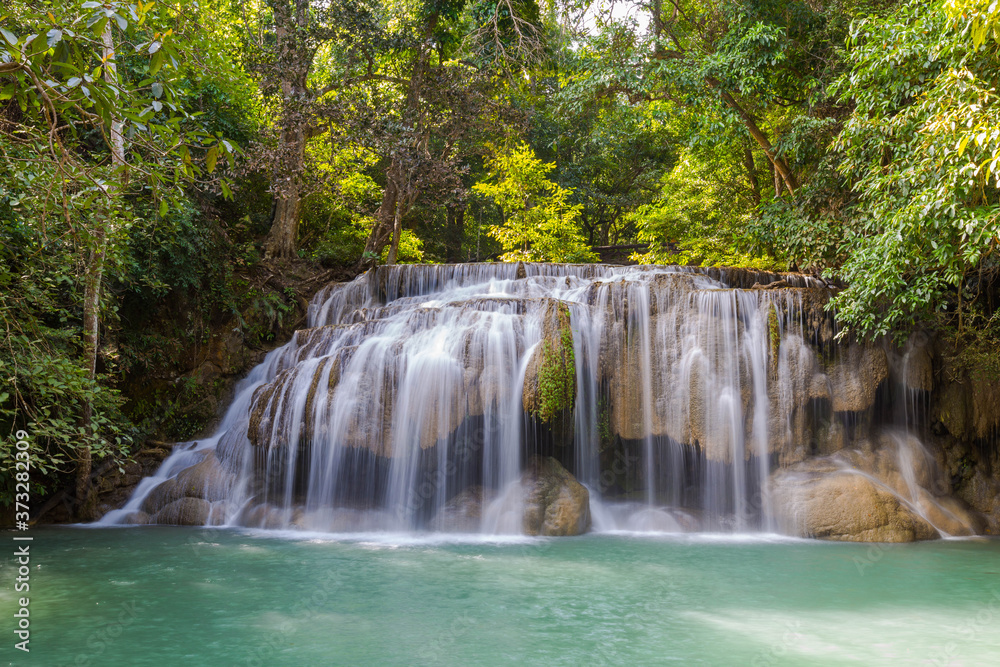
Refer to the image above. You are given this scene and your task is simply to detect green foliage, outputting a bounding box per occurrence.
[826,0,1000,338]
[0,0,246,509]
[473,143,596,262]
[630,148,776,269]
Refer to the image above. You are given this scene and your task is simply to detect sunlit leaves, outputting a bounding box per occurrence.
[473,143,596,263]
[828,0,1000,339]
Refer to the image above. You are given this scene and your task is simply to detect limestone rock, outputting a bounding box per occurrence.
[895,336,934,392]
[152,497,212,525]
[174,453,235,502]
[829,344,888,412]
[771,463,938,542]
[522,300,576,426]
[955,468,1000,535]
[521,457,591,536]
[913,492,985,537]
[934,370,1000,442]
[141,478,185,514]
[429,486,488,532]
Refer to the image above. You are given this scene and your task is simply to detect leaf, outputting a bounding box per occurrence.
[151,82,163,99]
[46,29,62,48]
[114,14,128,31]
[152,100,162,112]
[150,49,164,74]
[958,135,970,157]
[148,40,160,54]
[158,199,169,217]
[67,77,82,88]
[0,27,17,46]
[206,145,218,173]
[89,16,108,36]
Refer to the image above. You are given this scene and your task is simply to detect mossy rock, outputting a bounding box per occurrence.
[522,300,576,425]
[521,457,591,536]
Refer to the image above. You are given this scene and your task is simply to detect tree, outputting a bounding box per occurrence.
[0,0,235,515]
[473,142,596,262]
[573,0,853,199]
[358,0,542,266]
[239,0,385,259]
[824,0,1000,338]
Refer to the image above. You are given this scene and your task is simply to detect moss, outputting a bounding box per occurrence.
[768,303,780,351]
[530,303,577,423]
[597,396,613,452]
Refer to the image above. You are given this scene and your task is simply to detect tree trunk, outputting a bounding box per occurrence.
[265,123,306,259]
[744,147,761,205]
[707,78,798,196]
[385,199,404,265]
[77,236,106,519]
[264,0,312,260]
[360,13,440,268]
[76,25,125,519]
[362,168,401,267]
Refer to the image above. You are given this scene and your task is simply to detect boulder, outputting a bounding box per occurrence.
[152,497,212,526]
[521,457,591,536]
[140,452,235,515]
[174,453,235,502]
[429,486,488,532]
[141,478,185,514]
[771,462,938,542]
[912,492,985,537]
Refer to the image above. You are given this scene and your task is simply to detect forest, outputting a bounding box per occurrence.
[1,0,999,517]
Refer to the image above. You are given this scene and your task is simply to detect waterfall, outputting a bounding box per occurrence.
[112,262,967,536]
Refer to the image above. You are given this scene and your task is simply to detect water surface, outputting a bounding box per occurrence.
[4,528,1000,666]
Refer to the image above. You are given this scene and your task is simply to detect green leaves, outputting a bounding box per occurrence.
[206,145,218,173]
[0,0,247,507]
[0,26,18,47]
[473,143,596,263]
[823,0,1000,338]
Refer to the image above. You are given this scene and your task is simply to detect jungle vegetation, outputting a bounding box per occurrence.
[1,0,998,512]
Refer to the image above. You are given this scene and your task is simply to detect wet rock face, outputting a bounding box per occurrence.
[429,486,488,533]
[91,445,172,521]
[828,344,889,413]
[957,469,1000,534]
[152,497,214,526]
[770,432,987,542]
[522,301,576,426]
[934,370,1000,442]
[772,465,938,542]
[137,450,236,525]
[521,457,591,536]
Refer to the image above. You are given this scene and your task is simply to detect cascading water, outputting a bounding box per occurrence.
[102,262,981,538]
